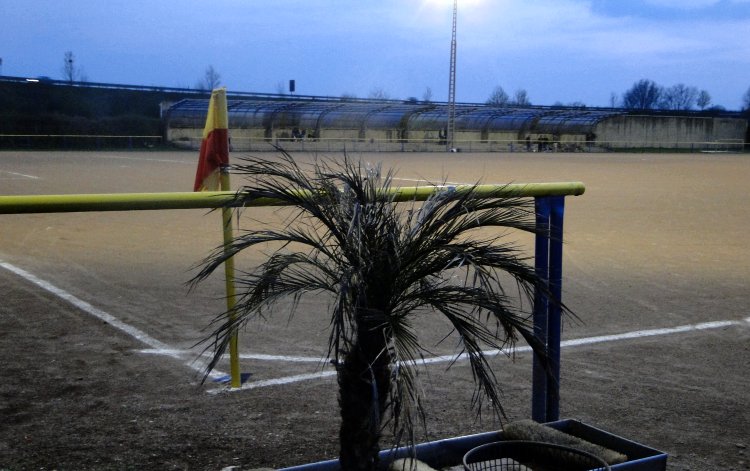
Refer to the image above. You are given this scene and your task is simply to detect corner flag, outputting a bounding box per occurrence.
[193,88,229,192]
[193,87,242,388]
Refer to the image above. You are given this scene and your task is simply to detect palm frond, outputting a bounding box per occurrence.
[194,151,573,467]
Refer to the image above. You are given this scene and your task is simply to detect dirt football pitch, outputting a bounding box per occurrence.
[1,150,748,470]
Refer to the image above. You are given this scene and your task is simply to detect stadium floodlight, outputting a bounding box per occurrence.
[446,0,457,152]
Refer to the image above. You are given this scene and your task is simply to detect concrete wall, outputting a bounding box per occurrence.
[167,113,748,152]
[595,115,748,149]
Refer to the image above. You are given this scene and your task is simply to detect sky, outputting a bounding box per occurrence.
[2,0,749,109]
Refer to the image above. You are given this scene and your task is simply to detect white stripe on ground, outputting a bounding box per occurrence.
[4,260,745,391]
[224,371,338,392]
[98,155,194,164]
[139,349,329,363]
[208,317,750,393]
[141,348,498,365]
[0,261,226,379]
[0,171,40,179]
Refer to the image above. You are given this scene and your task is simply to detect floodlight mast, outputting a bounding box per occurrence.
[446,0,457,152]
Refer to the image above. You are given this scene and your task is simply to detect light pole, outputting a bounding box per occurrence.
[446,0,457,152]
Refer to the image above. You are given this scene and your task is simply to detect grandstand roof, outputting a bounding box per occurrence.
[166,99,624,134]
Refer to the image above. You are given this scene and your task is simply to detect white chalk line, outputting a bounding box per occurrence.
[0,260,226,380]
[99,155,195,165]
[0,170,41,180]
[139,349,329,363]
[3,260,747,392]
[206,317,750,393]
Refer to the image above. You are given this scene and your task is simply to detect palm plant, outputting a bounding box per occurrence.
[194,150,563,471]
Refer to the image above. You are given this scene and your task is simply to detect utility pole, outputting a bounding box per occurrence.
[446,0,457,152]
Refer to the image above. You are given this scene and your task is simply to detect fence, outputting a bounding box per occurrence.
[172,135,748,153]
[2,134,746,152]
[0,134,163,150]
[0,182,585,423]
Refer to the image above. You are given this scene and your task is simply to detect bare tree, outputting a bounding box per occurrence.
[609,92,619,108]
[61,51,82,82]
[660,83,699,110]
[513,89,531,106]
[196,65,222,91]
[368,87,391,101]
[696,90,711,110]
[486,86,509,106]
[622,79,663,110]
[742,86,750,111]
[422,86,433,103]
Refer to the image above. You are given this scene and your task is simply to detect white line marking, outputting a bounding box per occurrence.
[99,155,194,164]
[0,261,225,380]
[238,353,328,363]
[559,320,740,348]
[138,348,328,363]
[0,170,40,179]
[209,318,749,392]
[4,260,745,392]
[208,371,338,394]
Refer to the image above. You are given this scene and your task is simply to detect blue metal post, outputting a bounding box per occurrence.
[546,196,565,421]
[531,196,566,423]
[531,198,550,422]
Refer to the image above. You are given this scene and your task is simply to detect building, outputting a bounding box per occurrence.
[164,98,748,153]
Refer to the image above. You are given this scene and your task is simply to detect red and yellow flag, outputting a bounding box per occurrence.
[193,88,229,191]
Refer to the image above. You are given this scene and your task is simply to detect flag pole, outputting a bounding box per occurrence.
[193,87,241,388]
[220,168,241,389]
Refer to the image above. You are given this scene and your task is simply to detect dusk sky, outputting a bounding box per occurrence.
[2,0,749,109]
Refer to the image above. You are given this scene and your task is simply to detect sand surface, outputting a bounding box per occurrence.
[1,150,748,470]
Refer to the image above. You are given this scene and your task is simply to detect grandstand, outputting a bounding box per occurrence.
[1,75,746,152]
[165,98,748,153]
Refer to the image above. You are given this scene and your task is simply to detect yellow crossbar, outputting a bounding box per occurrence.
[0,182,585,214]
[0,181,584,389]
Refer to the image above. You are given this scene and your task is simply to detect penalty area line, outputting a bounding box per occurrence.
[0,260,226,380]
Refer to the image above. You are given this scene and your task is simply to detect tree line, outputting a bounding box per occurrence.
[20,52,750,115]
[618,79,714,111]
[484,79,750,112]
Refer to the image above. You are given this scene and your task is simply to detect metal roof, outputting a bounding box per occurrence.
[166,99,624,134]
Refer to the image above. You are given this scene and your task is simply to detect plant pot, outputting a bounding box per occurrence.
[277,419,667,471]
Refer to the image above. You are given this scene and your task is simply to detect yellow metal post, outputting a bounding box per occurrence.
[219,169,241,389]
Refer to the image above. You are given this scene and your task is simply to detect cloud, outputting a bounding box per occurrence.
[433,0,748,62]
[643,0,720,8]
